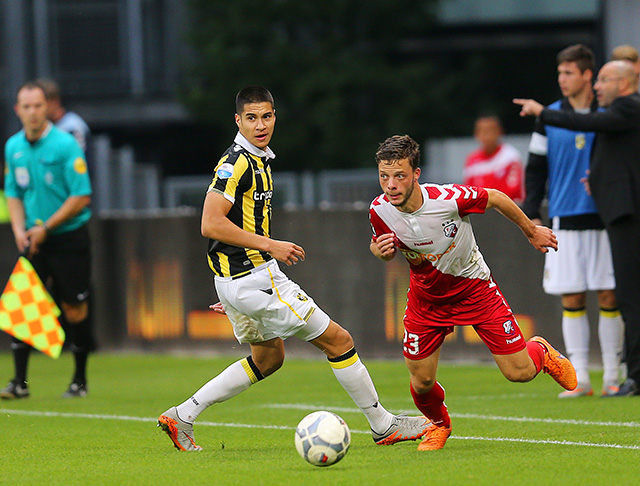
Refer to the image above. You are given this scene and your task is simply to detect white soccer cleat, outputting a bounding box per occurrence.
[601,384,620,397]
[157,406,202,451]
[372,414,431,445]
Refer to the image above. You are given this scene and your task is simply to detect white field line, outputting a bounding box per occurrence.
[452,436,640,450]
[452,412,640,428]
[262,403,640,428]
[2,407,639,451]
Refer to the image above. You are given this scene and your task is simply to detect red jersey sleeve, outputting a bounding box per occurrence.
[453,184,489,217]
[369,201,393,239]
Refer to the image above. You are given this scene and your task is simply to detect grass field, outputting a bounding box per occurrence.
[1,351,639,486]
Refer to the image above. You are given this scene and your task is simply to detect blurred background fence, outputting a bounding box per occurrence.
[0,0,634,361]
[0,207,592,361]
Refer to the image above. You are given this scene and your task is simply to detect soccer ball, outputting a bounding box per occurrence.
[294,411,351,467]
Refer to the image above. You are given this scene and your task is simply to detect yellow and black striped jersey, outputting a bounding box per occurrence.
[206,140,274,278]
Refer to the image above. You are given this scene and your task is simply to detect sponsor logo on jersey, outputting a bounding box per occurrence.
[216,162,234,179]
[506,335,522,345]
[414,240,434,246]
[575,133,586,150]
[400,241,456,265]
[442,219,458,238]
[253,190,273,201]
[73,157,88,174]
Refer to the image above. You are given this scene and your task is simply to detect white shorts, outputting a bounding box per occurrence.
[543,224,615,295]
[214,259,330,344]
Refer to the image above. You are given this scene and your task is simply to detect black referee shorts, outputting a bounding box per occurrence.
[30,224,92,305]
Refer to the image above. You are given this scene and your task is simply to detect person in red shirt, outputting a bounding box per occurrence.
[463,115,524,203]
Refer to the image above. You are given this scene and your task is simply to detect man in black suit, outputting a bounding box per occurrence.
[514,60,640,396]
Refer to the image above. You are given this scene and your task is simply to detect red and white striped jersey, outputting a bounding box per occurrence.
[463,143,524,203]
[369,183,492,304]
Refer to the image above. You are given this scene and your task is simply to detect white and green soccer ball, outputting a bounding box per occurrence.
[294,411,351,467]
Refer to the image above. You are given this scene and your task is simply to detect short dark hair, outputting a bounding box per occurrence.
[556,44,595,73]
[375,135,420,170]
[16,81,46,100]
[235,86,275,114]
[36,78,62,101]
[474,114,503,130]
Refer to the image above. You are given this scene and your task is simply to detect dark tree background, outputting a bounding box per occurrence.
[181,0,580,172]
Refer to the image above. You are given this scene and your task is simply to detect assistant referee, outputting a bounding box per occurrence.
[1,81,94,399]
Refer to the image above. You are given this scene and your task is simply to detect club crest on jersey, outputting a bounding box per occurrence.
[503,320,515,335]
[296,292,308,302]
[575,133,586,150]
[442,219,458,238]
[216,163,234,179]
[15,167,30,187]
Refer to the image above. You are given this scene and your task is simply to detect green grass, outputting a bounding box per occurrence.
[1,351,639,485]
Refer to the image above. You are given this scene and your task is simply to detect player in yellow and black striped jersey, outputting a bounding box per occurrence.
[157,86,430,453]
[206,137,274,278]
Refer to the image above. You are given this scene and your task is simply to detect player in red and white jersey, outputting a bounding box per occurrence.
[369,135,576,451]
[463,115,524,203]
[370,181,492,307]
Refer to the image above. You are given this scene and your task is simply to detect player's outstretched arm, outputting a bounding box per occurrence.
[201,191,305,266]
[485,188,558,254]
[513,98,544,117]
[370,233,397,261]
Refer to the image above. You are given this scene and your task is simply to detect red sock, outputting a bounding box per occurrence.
[410,381,451,428]
[526,341,546,374]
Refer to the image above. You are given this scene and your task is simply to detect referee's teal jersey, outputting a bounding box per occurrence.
[4,122,92,234]
[206,133,274,278]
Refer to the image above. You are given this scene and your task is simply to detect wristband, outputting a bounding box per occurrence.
[35,219,49,233]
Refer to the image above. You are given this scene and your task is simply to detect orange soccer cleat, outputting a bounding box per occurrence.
[417,423,451,451]
[529,336,577,391]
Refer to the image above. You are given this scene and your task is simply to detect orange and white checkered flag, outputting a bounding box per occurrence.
[0,257,64,358]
